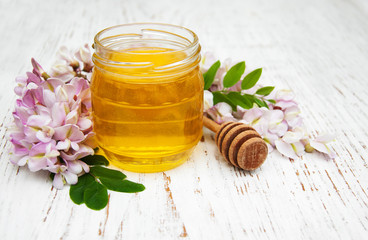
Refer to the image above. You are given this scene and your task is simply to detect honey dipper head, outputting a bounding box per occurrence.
[215,122,268,170]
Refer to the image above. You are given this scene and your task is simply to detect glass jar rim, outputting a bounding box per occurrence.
[93,22,199,55]
[92,23,201,79]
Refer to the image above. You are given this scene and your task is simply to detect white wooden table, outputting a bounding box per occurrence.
[1,0,368,239]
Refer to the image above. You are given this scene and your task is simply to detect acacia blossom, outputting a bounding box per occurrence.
[9,47,96,189]
[308,133,337,158]
[49,44,93,82]
[201,53,336,160]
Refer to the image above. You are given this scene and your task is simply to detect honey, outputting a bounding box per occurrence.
[91,24,203,172]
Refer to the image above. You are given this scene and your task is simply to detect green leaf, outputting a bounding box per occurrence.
[223,61,246,88]
[241,68,262,90]
[212,91,237,111]
[243,93,256,103]
[254,98,268,108]
[69,173,95,205]
[267,99,276,104]
[255,86,275,96]
[203,60,221,90]
[262,100,269,109]
[80,154,109,166]
[227,92,253,109]
[100,178,145,193]
[84,181,108,210]
[89,166,127,180]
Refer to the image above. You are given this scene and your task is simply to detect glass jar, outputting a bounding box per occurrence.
[91,23,203,173]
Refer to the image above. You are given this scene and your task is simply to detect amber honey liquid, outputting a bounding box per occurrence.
[91,47,203,172]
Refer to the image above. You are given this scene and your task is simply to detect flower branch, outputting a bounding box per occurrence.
[9,44,144,210]
[201,52,336,160]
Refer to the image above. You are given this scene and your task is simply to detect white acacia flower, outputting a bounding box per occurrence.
[207,102,236,124]
[309,133,337,158]
[275,127,307,159]
[203,90,213,112]
[49,61,76,82]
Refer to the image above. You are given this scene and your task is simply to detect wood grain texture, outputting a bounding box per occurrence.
[1,0,368,239]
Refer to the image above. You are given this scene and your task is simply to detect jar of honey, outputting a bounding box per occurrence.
[91,23,203,172]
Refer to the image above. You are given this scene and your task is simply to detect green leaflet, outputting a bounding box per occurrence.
[83,181,109,211]
[227,92,253,109]
[242,68,262,90]
[69,173,96,205]
[223,61,245,88]
[255,86,275,96]
[99,178,145,193]
[254,98,269,108]
[203,60,221,90]
[89,166,127,180]
[212,91,237,111]
[80,155,109,166]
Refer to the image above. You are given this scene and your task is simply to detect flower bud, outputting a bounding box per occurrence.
[31,58,50,79]
[304,143,315,153]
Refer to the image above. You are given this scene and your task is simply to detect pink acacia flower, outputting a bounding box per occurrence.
[75,44,93,72]
[239,107,287,152]
[206,102,236,124]
[50,45,93,82]
[275,127,306,159]
[203,90,213,112]
[241,108,287,136]
[47,159,89,189]
[49,61,76,81]
[308,133,337,158]
[9,57,95,189]
[28,141,60,172]
[284,105,303,128]
[31,58,49,79]
[200,52,217,72]
[56,46,80,67]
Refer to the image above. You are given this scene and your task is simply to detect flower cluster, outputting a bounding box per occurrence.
[9,45,96,189]
[201,52,336,159]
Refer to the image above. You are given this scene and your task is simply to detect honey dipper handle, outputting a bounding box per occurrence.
[203,116,220,133]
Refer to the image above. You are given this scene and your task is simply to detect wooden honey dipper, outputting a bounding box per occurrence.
[203,116,268,170]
